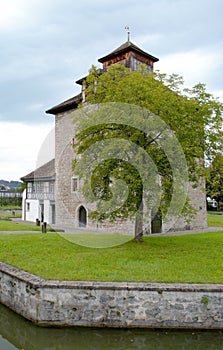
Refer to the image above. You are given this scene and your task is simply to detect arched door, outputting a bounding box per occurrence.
[151,210,162,234]
[79,206,87,228]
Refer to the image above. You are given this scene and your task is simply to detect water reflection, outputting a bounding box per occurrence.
[0,303,223,350]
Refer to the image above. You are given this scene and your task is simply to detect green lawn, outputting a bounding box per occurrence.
[207,213,223,227]
[0,220,41,231]
[0,214,222,283]
[0,205,22,210]
[0,232,223,283]
[0,213,21,219]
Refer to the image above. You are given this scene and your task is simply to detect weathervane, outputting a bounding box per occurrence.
[125,26,130,42]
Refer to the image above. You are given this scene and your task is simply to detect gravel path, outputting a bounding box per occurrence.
[2,229,221,236]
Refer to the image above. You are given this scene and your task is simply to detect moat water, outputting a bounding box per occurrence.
[0,303,223,350]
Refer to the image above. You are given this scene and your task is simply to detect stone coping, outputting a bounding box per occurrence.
[1,261,223,292]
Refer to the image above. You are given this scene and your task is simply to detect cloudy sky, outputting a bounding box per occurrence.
[0,0,223,180]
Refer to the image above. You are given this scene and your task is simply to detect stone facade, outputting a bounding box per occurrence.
[163,181,207,232]
[54,109,136,233]
[1,262,223,329]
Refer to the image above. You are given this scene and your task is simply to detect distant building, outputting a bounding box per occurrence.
[0,191,22,198]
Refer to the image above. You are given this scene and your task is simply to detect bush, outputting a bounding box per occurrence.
[0,197,22,208]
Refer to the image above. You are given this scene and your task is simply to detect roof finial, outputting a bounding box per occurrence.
[125,25,130,42]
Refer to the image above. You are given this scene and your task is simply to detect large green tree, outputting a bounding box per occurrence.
[73,65,223,241]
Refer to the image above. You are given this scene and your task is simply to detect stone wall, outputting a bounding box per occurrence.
[54,109,136,234]
[163,181,207,232]
[0,262,223,329]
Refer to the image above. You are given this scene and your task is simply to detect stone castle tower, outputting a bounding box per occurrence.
[46,40,207,234]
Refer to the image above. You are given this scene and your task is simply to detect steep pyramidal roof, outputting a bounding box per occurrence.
[98,41,159,64]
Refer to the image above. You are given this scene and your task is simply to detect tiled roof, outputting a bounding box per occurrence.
[98,41,159,63]
[21,159,55,182]
[46,93,82,115]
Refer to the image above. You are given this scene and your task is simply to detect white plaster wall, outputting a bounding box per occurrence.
[25,200,39,222]
[43,200,51,224]
[22,189,27,221]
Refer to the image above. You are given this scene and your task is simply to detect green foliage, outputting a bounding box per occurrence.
[0,197,22,208]
[73,65,223,235]
[206,154,223,208]
[201,296,209,305]
[89,159,143,222]
[84,65,223,163]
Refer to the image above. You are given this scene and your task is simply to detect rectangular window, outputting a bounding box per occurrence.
[44,182,49,193]
[40,182,44,192]
[49,182,54,193]
[32,183,36,193]
[72,177,78,192]
[36,182,43,193]
[27,202,30,211]
[27,183,32,193]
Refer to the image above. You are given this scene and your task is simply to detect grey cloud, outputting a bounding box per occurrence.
[0,0,222,123]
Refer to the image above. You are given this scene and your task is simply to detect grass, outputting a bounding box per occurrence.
[0,205,22,210]
[0,213,21,219]
[59,232,133,248]
[0,231,223,283]
[0,213,222,283]
[207,213,223,227]
[0,220,41,231]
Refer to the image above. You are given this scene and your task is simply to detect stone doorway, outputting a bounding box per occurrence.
[151,210,162,233]
[78,206,87,228]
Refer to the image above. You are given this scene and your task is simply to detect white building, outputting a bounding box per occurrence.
[21,159,55,224]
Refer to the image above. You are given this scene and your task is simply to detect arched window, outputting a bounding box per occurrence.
[78,206,87,227]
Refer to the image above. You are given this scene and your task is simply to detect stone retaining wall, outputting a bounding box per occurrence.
[0,262,223,329]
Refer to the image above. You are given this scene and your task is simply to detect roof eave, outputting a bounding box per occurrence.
[98,46,159,64]
[21,175,56,182]
[46,104,78,115]
[46,93,82,115]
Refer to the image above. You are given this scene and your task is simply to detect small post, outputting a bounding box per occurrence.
[36,218,40,226]
[42,222,47,233]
